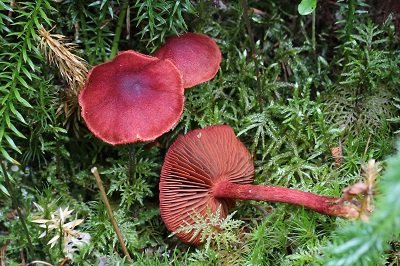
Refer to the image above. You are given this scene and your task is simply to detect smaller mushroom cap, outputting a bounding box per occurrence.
[159,125,254,244]
[79,51,184,145]
[154,33,222,89]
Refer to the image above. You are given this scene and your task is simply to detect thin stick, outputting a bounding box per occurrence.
[128,145,136,181]
[311,9,316,56]
[0,162,34,258]
[0,240,10,266]
[363,134,371,159]
[110,0,129,59]
[345,0,355,42]
[91,167,132,262]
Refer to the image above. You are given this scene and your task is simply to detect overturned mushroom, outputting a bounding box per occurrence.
[159,125,359,245]
[154,33,221,89]
[79,51,184,145]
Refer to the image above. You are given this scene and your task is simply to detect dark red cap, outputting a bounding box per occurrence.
[79,51,184,145]
[154,33,221,89]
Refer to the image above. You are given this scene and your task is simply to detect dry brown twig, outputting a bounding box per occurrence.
[339,159,381,221]
[0,240,10,266]
[91,167,133,263]
[359,159,380,220]
[38,27,89,94]
[38,27,89,133]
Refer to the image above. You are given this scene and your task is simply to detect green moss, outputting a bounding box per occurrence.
[0,0,399,265]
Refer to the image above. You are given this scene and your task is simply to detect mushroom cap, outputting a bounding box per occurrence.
[154,33,222,89]
[79,51,184,145]
[159,125,254,244]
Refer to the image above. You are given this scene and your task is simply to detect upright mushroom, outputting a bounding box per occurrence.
[79,51,184,145]
[160,125,359,245]
[154,33,222,89]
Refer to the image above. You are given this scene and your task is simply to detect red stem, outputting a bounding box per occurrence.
[213,181,358,218]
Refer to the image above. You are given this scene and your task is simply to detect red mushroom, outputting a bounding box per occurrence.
[154,33,221,89]
[79,51,184,145]
[159,125,359,245]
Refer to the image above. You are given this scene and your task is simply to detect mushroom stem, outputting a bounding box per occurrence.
[213,180,359,218]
